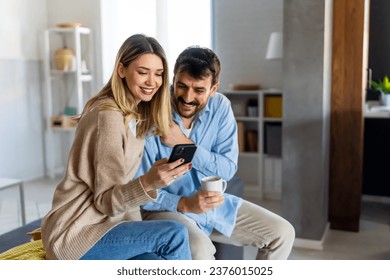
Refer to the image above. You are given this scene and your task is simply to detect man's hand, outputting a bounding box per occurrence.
[177,191,224,214]
[161,122,193,147]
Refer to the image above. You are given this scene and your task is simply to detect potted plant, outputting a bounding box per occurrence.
[371,75,390,106]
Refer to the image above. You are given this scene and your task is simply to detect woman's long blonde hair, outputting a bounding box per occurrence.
[77,34,172,138]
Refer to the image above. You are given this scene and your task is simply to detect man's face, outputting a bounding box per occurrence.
[172,71,219,120]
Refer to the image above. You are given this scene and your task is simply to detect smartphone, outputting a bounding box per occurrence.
[168,144,197,165]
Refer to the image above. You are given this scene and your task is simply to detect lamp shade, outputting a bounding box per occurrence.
[265,32,283,59]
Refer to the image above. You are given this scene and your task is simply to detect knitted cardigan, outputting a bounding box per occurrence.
[41,99,157,259]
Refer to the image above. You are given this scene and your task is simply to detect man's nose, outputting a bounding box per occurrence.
[182,90,195,102]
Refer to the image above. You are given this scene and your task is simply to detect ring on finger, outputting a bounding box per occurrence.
[173,175,177,180]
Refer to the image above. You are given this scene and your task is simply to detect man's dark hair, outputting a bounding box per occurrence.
[173,46,221,86]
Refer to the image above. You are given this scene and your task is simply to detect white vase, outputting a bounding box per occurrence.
[380,91,390,106]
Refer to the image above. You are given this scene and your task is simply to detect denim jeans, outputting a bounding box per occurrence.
[80,220,191,260]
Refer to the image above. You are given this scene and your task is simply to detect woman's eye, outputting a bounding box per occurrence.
[138,72,147,75]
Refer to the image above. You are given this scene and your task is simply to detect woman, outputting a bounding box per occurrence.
[41,34,192,260]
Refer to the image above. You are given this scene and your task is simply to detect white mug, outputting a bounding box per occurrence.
[201,176,227,193]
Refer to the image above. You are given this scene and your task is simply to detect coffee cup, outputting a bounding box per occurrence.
[200,176,227,193]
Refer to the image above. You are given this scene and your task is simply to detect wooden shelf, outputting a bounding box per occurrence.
[223,89,283,200]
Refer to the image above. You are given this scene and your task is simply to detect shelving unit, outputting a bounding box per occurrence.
[43,26,94,178]
[222,89,283,200]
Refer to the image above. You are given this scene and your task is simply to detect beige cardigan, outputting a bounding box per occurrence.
[41,99,157,259]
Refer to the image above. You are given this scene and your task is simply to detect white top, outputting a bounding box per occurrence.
[129,118,137,136]
[183,125,193,138]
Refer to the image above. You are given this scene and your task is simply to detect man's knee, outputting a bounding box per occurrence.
[275,217,295,246]
[189,232,216,260]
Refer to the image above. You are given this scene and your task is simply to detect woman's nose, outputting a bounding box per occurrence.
[145,74,154,85]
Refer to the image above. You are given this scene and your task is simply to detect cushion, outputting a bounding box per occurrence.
[0,240,46,260]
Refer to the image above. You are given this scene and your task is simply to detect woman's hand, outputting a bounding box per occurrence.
[140,158,192,192]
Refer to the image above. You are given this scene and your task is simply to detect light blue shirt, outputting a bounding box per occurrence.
[136,92,243,237]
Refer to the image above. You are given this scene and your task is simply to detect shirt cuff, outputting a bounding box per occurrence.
[192,145,214,172]
[162,192,182,212]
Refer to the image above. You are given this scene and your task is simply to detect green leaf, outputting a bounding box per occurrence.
[384,75,390,92]
[371,75,390,94]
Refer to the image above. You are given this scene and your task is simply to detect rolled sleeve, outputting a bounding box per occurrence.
[142,190,182,212]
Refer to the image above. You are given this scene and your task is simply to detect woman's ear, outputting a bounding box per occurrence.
[117,63,125,78]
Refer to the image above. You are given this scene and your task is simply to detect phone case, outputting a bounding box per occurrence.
[168,144,197,164]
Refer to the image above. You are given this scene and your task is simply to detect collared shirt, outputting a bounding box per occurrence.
[135,92,243,237]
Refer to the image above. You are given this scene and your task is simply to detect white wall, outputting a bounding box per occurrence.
[213,0,284,90]
[0,0,47,180]
[0,0,47,60]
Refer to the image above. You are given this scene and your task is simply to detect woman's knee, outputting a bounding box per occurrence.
[162,220,189,240]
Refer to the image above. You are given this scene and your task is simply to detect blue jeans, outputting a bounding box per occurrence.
[80,220,191,260]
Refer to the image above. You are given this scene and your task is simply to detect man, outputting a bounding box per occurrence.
[136,46,295,260]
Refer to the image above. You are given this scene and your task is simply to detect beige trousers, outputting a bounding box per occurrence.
[141,200,295,260]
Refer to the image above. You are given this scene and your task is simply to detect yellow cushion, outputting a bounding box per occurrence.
[0,240,46,260]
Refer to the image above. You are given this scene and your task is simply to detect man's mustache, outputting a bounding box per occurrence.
[178,97,199,106]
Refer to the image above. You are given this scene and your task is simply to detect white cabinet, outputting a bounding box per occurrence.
[43,27,94,178]
[222,89,283,201]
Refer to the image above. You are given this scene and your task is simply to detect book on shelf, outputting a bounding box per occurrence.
[237,121,245,152]
[264,95,282,118]
[245,130,258,152]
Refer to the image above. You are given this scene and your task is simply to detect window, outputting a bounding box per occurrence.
[101,0,211,83]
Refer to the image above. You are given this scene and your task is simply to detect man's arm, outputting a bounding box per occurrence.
[192,99,239,180]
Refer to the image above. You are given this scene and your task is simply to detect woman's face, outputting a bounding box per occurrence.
[118,53,164,104]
